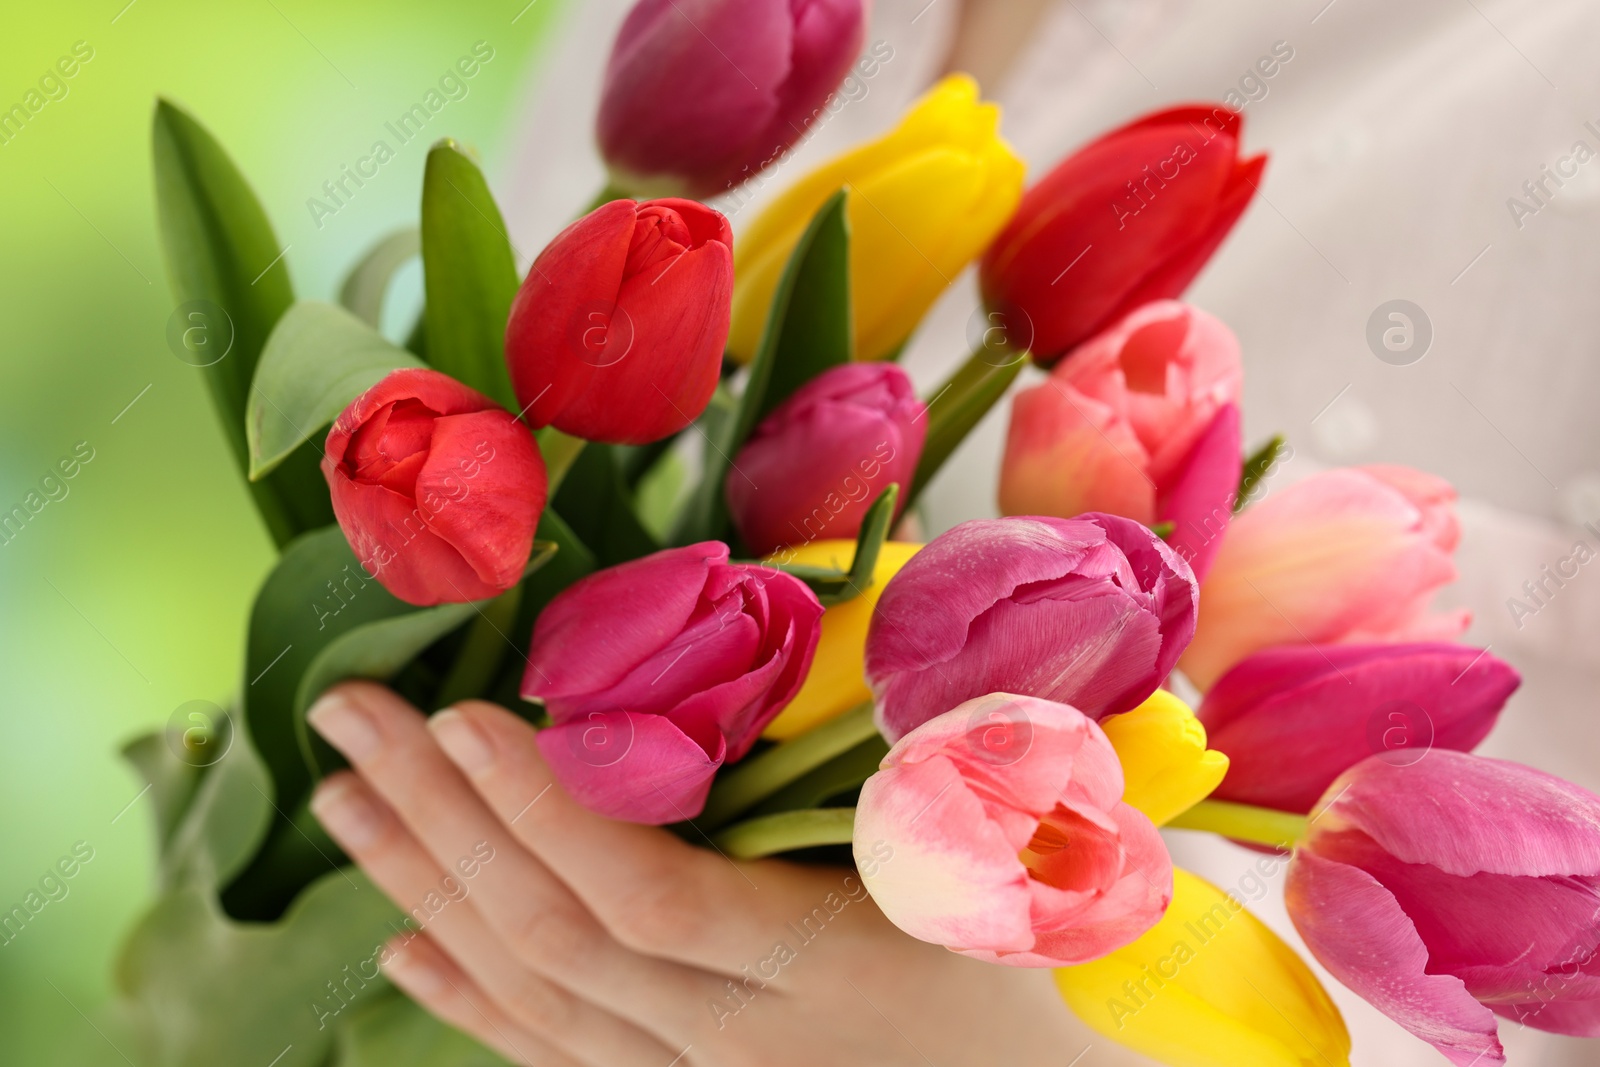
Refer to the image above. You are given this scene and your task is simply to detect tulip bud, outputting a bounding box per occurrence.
[761,538,921,741]
[728,362,925,556]
[865,514,1197,741]
[1180,465,1468,690]
[524,542,822,824]
[855,693,1172,966]
[506,198,733,445]
[981,105,1265,366]
[322,368,547,606]
[729,75,1025,363]
[1199,643,1520,813]
[1288,752,1600,1063]
[1056,868,1352,1067]
[1101,689,1228,827]
[998,301,1243,577]
[598,0,867,200]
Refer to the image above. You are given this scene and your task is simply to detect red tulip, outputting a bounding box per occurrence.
[727,362,925,556]
[505,198,733,445]
[322,368,547,606]
[980,105,1265,366]
[598,0,868,199]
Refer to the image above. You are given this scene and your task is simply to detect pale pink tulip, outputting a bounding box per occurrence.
[855,693,1171,966]
[1180,465,1468,689]
[1288,752,1600,1064]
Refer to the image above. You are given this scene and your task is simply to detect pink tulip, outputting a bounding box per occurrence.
[865,514,1197,741]
[524,543,822,824]
[855,693,1172,966]
[1287,752,1600,1064]
[727,362,925,556]
[999,301,1243,578]
[598,0,868,199]
[1180,465,1468,690]
[1199,643,1520,813]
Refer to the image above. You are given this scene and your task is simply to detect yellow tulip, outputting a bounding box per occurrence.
[729,75,1025,363]
[1102,690,1229,826]
[762,538,921,740]
[1055,869,1351,1067]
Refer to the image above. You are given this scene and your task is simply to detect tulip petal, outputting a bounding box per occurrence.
[1287,851,1504,1066]
[1491,998,1600,1038]
[535,711,724,825]
[1158,403,1241,581]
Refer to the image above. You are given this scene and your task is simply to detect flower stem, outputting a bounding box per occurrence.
[536,427,587,494]
[1165,799,1308,849]
[712,808,857,859]
[907,340,1027,511]
[435,584,523,708]
[700,703,878,829]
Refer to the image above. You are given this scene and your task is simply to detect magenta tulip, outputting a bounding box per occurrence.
[322,368,547,606]
[1181,465,1469,689]
[727,362,926,556]
[855,693,1172,966]
[864,514,1197,741]
[598,0,868,199]
[1199,643,1520,813]
[1288,752,1600,1064]
[523,542,822,823]
[998,300,1244,578]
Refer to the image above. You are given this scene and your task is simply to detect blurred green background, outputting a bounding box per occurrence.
[0,2,566,1060]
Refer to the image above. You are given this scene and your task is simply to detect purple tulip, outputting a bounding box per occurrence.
[598,0,868,200]
[864,514,1197,741]
[1199,642,1520,813]
[727,362,925,557]
[524,542,822,824]
[1287,752,1600,1064]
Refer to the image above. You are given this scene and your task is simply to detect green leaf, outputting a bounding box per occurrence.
[552,445,660,567]
[293,543,558,779]
[1236,433,1286,512]
[759,484,897,606]
[247,301,425,480]
[334,990,510,1066]
[152,98,330,546]
[907,343,1026,511]
[114,870,403,1067]
[339,227,421,328]
[421,140,519,409]
[120,731,203,858]
[674,191,852,544]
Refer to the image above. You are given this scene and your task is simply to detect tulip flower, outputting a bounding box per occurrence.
[854,693,1172,966]
[597,0,867,200]
[523,542,822,823]
[729,75,1025,363]
[322,368,546,606]
[980,104,1265,366]
[761,538,922,740]
[505,197,732,445]
[727,363,926,556]
[998,301,1243,578]
[1180,465,1468,690]
[1101,689,1229,827]
[1287,752,1600,1064]
[1199,643,1520,814]
[1056,868,1351,1067]
[865,514,1197,741]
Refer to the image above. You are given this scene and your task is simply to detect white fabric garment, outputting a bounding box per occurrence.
[500,2,1600,1062]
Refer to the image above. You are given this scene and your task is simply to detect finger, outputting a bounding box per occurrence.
[311,772,682,1067]
[382,932,584,1067]
[309,683,721,1043]
[431,699,840,972]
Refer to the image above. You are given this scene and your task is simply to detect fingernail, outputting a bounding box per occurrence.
[307,692,381,762]
[310,777,383,850]
[383,944,445,996]
[430,708,495,776]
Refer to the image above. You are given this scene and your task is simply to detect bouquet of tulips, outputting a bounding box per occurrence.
[116,4,1600,1066]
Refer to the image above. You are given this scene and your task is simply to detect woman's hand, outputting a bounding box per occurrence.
[307,682,1134,1067]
